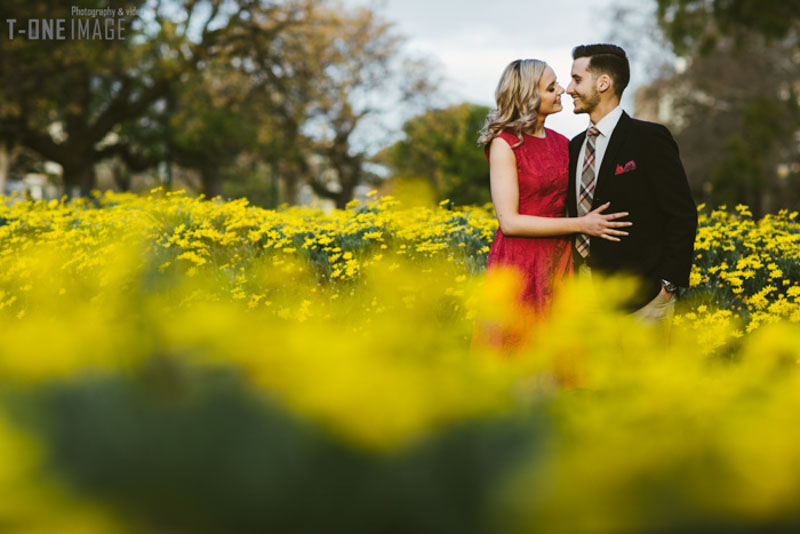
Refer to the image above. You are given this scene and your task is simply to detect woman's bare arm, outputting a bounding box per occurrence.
[489,137,631,240]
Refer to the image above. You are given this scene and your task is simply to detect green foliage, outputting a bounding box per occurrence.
[643,1,800,214]
[709,97,791,209]
[377,103,491,206]
[656,0,800,54]
[16,370,536,533]
[221,162,279,209]
[0,1,436,205]
[0,0,275,194]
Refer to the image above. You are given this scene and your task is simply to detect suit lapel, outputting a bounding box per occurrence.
[593,111,631,207]
[567,132,585,218]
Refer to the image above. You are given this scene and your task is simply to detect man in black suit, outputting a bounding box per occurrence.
[565,43,697,320]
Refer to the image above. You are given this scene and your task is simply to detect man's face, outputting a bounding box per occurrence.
[566,57,600,114]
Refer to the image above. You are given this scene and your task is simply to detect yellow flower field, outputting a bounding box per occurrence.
[0,190,799,532]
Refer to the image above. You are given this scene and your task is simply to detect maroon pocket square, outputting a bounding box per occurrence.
[615,160,637,175]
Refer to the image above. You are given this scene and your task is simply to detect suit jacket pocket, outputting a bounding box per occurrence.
[612,167,640,180]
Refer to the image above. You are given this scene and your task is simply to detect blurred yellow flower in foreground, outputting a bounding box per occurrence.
[0,191,797,531]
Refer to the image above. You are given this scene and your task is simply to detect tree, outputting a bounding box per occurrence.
[2,1,166,193]
[625,1,800,213]
[376,103,491,206]
[237,2,438,208]
[306,10,437,208]
[0,0,313,197]
[0,0,436,204]
[164,62,261,199]
[655,0,800,54]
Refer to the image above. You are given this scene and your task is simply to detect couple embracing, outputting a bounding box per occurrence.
[478,44,697,348]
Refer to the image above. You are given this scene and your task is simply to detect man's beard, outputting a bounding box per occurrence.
[574,88,600,114]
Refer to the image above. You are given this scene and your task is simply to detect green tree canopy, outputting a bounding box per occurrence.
[639,0,800,214]
[376,103,491,206]
[0,0,437,204]
[0,0,260,195]
[656,0,800,53]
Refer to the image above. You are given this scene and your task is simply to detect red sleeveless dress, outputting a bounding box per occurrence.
[479,129,573,348]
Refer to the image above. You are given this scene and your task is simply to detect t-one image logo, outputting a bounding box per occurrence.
[5,7,137,40]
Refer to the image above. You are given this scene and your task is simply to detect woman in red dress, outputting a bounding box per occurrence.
[475,59,631,349]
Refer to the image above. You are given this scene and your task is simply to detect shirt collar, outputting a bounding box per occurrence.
[589,105,623,138]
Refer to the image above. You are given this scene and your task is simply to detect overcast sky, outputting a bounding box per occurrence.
[345,0,645,138]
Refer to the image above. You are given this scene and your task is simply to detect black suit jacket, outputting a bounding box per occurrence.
[568,112,697,309]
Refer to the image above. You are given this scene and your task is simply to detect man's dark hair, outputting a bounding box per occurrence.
[572,44,630,98]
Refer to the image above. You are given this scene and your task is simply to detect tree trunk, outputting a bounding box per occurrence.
[280,171,298,205]
[269,163,279,208]
[112,161,131,192]
[333,156,360,209]
[335,180,356,210]
[62,164,96,198]
[0,142,9,196]
[200,167,222,199]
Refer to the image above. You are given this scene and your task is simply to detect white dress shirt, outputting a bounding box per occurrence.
[575,105,624,203]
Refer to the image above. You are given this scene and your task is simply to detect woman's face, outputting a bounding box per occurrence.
[537,66,564,116]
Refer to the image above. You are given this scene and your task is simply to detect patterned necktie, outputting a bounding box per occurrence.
[575,126,601,259]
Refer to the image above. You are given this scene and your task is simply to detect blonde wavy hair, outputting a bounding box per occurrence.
[478,59,548,148]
